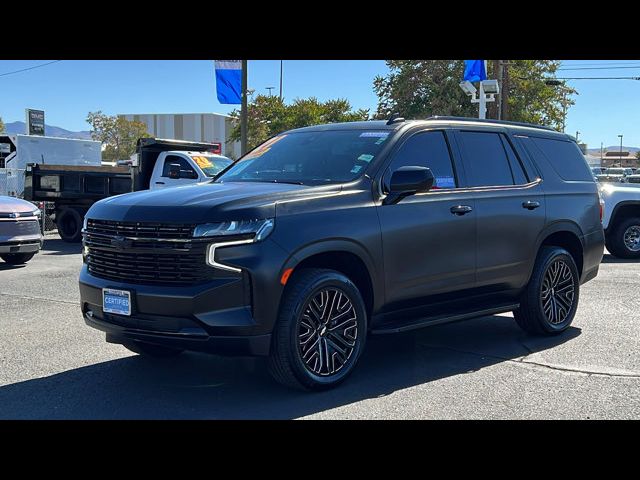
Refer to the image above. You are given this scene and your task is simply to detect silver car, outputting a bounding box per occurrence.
[0,196,43,265]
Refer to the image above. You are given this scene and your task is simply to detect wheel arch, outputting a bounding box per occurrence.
[281,240,382,319]
[607,201,640,233]
[535,222,585,277]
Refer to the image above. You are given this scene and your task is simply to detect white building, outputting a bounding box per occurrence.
[119,113,241,159]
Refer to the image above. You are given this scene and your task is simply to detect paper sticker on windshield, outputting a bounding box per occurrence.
[358,154,374,163]
[351,165,363,174]
[244,135,287,160]
[191,156,213,169]
[436,176,455,188]
[359,131,389,138]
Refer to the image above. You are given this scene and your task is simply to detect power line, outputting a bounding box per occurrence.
[0,60,61,78]
[554,76,640,80]
[558,65,640,71]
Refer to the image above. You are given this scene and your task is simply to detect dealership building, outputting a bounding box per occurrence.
[118,112,241,159]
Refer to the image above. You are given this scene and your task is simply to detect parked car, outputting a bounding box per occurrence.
[79,117,604,390]
[591,166,606,177]
[597,167,634,184]
[0,196,43,265]
[599,182,640,258]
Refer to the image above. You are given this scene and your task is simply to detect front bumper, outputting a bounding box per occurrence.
[0,238,43,254]
[79,264,273,356]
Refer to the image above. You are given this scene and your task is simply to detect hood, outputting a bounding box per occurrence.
[599,182,640,196]
[0,196,36,214]
[87,181,341,223]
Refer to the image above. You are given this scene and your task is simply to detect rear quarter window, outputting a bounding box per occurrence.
[527,136,593,182]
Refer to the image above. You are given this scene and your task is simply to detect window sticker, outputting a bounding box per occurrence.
[359,131,390,138]
[351,165,363,174]
[435,176,455,188]
[358,154,374,163]
[191,156,213,169]
[244,135,287,160]
[374,136,388,145]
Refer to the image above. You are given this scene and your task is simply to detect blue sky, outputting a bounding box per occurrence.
[0,60,638,148]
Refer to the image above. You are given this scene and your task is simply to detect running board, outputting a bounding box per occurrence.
[370,304,519,335]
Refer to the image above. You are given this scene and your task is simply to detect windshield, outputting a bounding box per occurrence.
[216,130,392,185]
[190,155,233,177]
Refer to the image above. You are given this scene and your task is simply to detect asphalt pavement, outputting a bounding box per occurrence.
[0,236,638,419]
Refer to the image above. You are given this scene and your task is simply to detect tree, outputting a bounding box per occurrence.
[636,151,640,160]
[373,60,576,130]
[86,111,150,161]
[0,116,4,133]
[229,95,369,151]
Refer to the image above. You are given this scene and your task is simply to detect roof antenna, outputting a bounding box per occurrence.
[386,113,405,125]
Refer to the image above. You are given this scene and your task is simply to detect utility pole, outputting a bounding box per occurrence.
[501,60,509,121]
[241,60,248,156]
[618,134,624,167]
[576,131,580,142]
[279,60,283,101]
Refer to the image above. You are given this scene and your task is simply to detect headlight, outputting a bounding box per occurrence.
[194,218,274,241]
[197,218,275,273]
[32,209,42,219]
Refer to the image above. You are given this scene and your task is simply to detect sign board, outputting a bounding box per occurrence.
[25,109,45,136]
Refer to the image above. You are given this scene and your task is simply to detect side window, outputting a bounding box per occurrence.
[384,131,457,191]
[458,131,515,187]
[500,134,529,184]
[162,155,196,178]
[528,136,594,182]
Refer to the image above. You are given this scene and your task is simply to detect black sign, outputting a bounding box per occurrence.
[26,109,45,136]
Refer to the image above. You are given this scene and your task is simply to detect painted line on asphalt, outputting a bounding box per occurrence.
[0,291,78,306]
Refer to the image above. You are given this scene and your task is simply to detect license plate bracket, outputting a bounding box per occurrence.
[102,288,132,316]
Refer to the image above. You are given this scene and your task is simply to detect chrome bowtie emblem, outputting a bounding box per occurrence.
[9,212,18,219]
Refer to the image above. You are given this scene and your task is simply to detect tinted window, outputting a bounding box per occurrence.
[385,131,456,190]
[162,155,196,178]
[458,131,514,187]
[500,135,528,184]
[528,137,593,181]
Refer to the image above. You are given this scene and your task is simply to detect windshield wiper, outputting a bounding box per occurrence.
[264,179,305,185]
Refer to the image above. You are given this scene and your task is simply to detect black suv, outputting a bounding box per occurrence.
[79,117,604,390]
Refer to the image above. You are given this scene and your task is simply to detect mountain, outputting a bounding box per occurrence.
[3,121,92,140]
[587,146,639,155]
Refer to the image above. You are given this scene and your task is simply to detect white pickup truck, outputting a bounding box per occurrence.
[599,182,640,258]
[24,138,233,242]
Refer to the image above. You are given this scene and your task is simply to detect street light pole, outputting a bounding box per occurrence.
[279,60,283,101]
[266,86,275,96]
[576,131,580,143]
[618,134,624,167]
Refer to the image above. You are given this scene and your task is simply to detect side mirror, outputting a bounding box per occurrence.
[383,166,435,205]
[168,163,181,179]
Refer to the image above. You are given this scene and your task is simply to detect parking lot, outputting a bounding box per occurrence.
[0,236,639,419]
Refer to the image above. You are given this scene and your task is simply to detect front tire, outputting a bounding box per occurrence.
[606,217,640,259]
[57,207,83,243]
[1,252,36,265]
[514,246,579,335]
[268,268,367,391]
[122,341,184,358]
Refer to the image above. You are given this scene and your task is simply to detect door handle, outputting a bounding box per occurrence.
[522,200,540,210]
[450,205,473,216]
[155,181,165,185]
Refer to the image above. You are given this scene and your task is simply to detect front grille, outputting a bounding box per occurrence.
[84,219,210,286]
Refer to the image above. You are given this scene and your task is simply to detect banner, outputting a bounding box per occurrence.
[463,60,487,82]
[214,60,242,104]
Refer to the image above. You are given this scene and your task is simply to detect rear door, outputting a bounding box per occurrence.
[453,128,546,291]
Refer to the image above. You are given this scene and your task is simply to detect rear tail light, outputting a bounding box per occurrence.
[598,193,604,222]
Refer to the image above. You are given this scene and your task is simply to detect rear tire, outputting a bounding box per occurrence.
[514,246,579,335]
[57,207,84,243]
[0,252,36,265]
[268,268,367,391]
[606,217,640,259]
[122,341,184,358]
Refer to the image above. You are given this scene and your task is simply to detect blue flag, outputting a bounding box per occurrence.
[215,60,242,104]
[463,60,487,82]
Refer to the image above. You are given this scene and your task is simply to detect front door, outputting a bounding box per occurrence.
[377,130,477,307]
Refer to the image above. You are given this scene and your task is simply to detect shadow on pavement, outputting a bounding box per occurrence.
[0,315,580,419]
[0,263,27,271]
[41,238,81,256]
[600,254,638,264]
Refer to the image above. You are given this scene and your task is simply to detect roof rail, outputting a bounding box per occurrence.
[387,113,405,125]
[426,116,558,132]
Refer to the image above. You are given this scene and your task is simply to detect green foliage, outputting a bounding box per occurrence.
[229,95,369,151]
[86,111,151,161]
[0,116,4,133]
[636,151,640,160]
[373,60,576,130]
